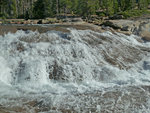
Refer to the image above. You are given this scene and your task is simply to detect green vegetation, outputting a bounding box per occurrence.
[117,9,150,18]
[0,0,150,19]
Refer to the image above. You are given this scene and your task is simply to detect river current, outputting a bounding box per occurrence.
[0,28,150,112]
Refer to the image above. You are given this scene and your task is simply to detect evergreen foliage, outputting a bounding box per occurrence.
[0,0,150,19]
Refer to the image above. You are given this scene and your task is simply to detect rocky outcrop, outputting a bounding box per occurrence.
[102,19,150,41]
[109,14,124,20]
[1,17,83,25]
[138,21,150,41]
[102,21,121,29]
[1,16,150,41]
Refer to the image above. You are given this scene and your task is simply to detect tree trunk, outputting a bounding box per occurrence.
[56,0,60,16]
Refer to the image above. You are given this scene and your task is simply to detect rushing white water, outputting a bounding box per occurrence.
[0,29,150,112]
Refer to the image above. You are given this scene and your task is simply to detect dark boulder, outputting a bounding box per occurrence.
[102,21,121,29]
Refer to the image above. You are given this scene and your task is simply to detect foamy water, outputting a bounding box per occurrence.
[0,29,150,112]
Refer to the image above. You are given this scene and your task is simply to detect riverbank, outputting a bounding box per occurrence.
[0,23,103,36]
[1,15,150,41]
[101,14,150,41]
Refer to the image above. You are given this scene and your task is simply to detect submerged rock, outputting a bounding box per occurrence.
[0,29,149,84]
[0,27,150,113]
[49,61,67,81]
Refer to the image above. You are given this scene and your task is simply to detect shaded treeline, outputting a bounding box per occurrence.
[0,0,150,19]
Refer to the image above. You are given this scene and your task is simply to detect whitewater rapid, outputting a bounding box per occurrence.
[0,29,150,112]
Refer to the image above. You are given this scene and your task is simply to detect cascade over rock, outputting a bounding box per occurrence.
[0,29,150,112]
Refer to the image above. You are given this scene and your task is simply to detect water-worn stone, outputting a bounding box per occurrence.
[109,14,124,20]
[102,21,121,29]
[101,19,150,41]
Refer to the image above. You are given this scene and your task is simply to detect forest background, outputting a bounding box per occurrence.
[0,0,150,19]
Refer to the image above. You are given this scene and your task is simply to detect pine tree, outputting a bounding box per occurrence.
[8,0,17,18]
[0,0,7,18]
[1,0,150,19]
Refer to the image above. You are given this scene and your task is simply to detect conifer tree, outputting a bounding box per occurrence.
[0,0,150,19]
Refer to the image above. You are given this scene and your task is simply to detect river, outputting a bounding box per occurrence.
[0,28,150,112]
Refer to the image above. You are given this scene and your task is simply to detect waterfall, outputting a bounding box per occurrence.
[0,29,150,112]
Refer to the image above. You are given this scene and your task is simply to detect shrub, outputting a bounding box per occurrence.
[117,10,150,18]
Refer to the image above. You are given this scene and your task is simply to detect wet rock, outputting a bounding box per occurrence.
[101,19,150,41]
[141,32,150,41]
[121,26,130,31]
[102,21,121,29]
[16,42,25,52]
[117,29,132,35]
[93,67,116,82]
[32,20,38,24]
[109,14,124,20]
[138,22,150,41]
[37,20,42,24]
[71,18,83,22]
[49,61,68,81]
[143,61,150,70]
